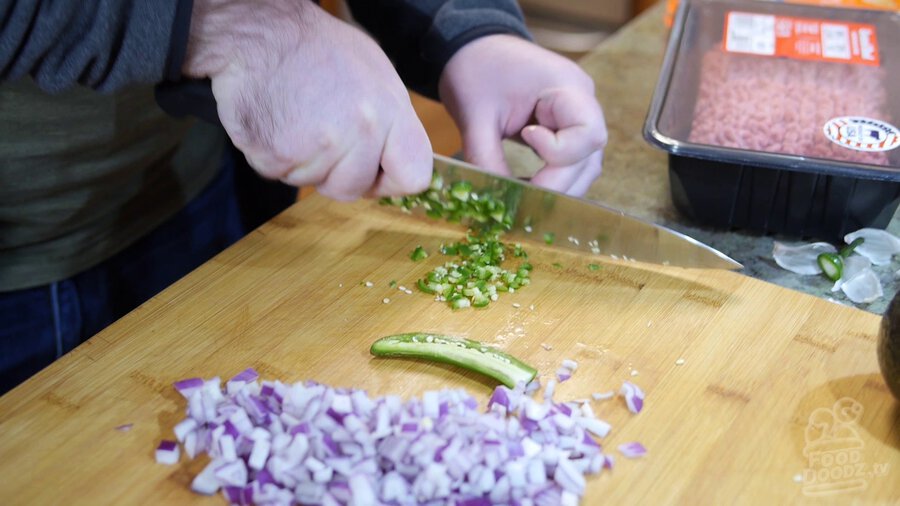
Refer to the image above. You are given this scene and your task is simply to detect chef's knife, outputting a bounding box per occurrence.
[156,81,739,269]
[429,154,742,270]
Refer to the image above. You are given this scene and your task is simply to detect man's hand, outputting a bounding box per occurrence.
[438,35,607,197]
[182,0,433,200]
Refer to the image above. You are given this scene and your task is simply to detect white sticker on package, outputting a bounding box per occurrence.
[725,12,775,56]
[823,117,900,153]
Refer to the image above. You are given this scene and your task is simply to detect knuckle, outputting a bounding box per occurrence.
[357,102,380,135]
[592,128,609,150]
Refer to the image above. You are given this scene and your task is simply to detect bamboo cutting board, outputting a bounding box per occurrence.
[0,195,896,505]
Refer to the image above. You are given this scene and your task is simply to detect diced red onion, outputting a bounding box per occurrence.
[159,368,643,505]
[560,359,578,371]
[174,377,204,398]
[618,442,647,459]
[248,437,271,471]
[561,490,580,506]
[227,368,260,395]
[191,459,222,495]
[556,368,571,382]
[215,460,249,487]
[544,379,557,401]
[591,391,614,401]
[183,431,199,459]
[155,440,180,465]
[174,418,198,442]
[579,418,611,438]
[223,486,243,505]
[620,381,645,414]
[553,458,586,495]
[114,423,133,432]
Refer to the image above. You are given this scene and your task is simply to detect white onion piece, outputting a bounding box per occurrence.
[840,268,883,304]
[560,359,578,371]
[844,228,900,265]
[772,242,836,275]
[831,255,871,292]
[591,391,615,401]
[191,459,222,495]
[544,379,557,401]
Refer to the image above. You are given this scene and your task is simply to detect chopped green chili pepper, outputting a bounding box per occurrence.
[389,280,397,288]
[588,263,601,271]
[370,333,538,388]
[839,237,865,259]
[381,171,532,309]
[552,262,563,269]
[544,232,555,245]
[410,246,428,261]
[817,252,843,282]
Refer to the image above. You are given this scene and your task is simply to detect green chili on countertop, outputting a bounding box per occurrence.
[370,333,538,388]
[817,252,843,282]
[816,237,865,282]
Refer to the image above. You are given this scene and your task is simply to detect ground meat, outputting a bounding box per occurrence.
[688,49,892,166]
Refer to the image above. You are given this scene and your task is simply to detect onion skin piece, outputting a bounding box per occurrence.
[370,333,537,388]
[772,242,836,275]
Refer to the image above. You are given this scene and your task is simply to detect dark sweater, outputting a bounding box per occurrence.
[0,0,530,291]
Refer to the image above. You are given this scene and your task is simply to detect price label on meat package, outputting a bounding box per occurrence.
[723,11,880,65]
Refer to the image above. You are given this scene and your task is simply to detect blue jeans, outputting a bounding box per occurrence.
[0,147,296,394]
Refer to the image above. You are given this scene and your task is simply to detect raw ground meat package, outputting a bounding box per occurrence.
[644,0,900,240]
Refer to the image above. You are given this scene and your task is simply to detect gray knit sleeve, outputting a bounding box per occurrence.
[347,0,532,99]
[0,0,191,93]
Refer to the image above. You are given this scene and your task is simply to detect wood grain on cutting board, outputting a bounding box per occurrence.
[0,194,896,505]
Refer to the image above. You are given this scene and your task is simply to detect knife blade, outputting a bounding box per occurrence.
[428,154,742,270]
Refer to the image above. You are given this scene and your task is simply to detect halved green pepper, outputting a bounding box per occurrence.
[370,333,538,388]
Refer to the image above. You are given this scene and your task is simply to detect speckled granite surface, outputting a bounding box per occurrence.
[563,4,900,314]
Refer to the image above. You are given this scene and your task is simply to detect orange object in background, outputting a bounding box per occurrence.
[665,0,900,27]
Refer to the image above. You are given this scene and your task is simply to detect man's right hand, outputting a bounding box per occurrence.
[182,0,433,201]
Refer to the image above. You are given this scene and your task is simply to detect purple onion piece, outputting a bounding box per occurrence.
[230,368,260,384]
[158,440,177,451]
[173,377,204,398]
[488,387,510,410]
[457,497,493,506]
[555,403,572,416]
[617,442,647,459]
[620,381,645,414]
[223,486,242,504]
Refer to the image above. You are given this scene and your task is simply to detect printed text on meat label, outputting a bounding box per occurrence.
[724,12,880,66]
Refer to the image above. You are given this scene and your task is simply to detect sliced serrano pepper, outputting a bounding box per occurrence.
[370,333,537,388]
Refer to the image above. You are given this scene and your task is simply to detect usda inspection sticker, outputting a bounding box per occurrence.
[823,116,900,152]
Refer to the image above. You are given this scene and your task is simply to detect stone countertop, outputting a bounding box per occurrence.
[568,3,900,314]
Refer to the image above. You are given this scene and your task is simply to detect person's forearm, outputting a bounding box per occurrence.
[181,0,312,79]
[0,0,188,93]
